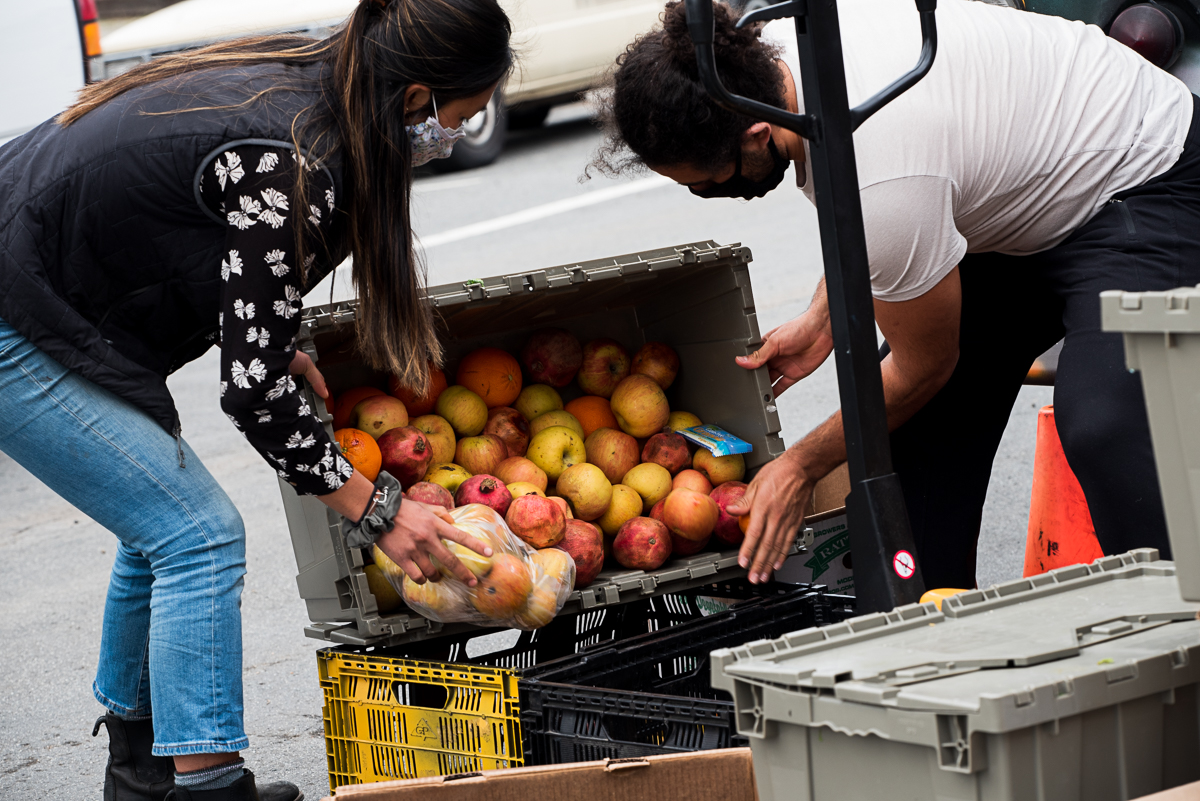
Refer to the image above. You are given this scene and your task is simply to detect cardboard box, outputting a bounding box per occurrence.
[322,749,758,801]
[778,464,853,594]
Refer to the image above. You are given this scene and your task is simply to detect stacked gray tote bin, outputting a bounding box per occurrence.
[1102,286,1200,601]
[712,549,1200,801]
[280,241,810,648]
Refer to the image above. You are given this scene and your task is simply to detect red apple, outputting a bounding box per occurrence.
[662,488,719,542]
[612,517,672,570]
[485,406,531,458]
[406,481,454,510]
[710,481,748,546]
[455,433,508,477]
[585,427,640,485]
[493,456,548,492]
[377,426,432,489]
[631,342,680,390]
[641,432,690,475]
[577,339,631,399]
[522,328,583,388]
[673,469,713,495]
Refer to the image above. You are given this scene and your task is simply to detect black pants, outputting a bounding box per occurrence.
[892,95,1200,589]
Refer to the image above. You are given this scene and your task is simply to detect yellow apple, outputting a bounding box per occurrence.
[621,462,673,514]
[596,484,643,537]
[515,384,563,421]
[525,425,586,482]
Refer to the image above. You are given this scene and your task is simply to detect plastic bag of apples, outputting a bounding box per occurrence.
[371,503,576,630]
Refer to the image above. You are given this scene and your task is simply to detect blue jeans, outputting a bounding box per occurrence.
[0,318,249,757]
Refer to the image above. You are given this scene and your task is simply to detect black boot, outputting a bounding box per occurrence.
[165,769,303,801]
[93,713,175,800]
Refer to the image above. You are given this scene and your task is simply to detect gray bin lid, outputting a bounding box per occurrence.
[713,550,1200,735]
[1101,286,1200,332]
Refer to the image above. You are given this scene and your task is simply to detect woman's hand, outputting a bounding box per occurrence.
[727,449,814,583]
[289,349,329,401]
[735,310,834,396]
[375,501,494,586]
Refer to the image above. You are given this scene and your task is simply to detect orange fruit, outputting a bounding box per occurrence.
[564,395,620,439]
[388,363,448,418]
[739,514,751,534]
[456,347,522,408]
[333,386,385,431]
[335,427,382,482]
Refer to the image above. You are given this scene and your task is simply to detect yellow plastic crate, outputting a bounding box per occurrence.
[318,649,523,793]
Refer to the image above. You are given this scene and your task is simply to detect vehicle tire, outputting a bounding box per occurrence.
[434,94,507,172]
[509,104,551,130]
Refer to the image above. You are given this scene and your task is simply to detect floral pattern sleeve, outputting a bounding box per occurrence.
[201,144,352,495]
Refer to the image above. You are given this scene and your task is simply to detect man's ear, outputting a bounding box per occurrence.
[403,84,433,118]
[741,122,773,152]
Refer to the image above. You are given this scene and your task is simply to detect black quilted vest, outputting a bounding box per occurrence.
[0,62,344,436]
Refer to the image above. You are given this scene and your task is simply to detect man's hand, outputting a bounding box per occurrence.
[289,349,329,401]
[376,501,493,586]
[727,449,814,583]
[735,280,833,396]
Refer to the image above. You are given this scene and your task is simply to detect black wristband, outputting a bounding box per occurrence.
[342,471,402,549]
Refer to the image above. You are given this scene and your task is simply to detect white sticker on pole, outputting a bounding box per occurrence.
[893,550,915,579]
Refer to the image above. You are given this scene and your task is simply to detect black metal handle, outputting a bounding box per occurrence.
[848,0,937,130]
[683,0,938,136]
[685,0,818,139]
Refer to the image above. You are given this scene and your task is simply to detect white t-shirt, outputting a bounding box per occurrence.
[765,0,1193,301]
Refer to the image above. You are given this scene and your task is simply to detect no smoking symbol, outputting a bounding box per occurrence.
[893,550,915,579]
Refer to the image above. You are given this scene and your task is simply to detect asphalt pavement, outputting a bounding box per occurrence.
[0,104,1051,799]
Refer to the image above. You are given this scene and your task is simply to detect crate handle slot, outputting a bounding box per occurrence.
[604,757,651,772]
[391,681,450,711]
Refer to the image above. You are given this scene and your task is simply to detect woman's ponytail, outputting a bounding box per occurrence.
[332,0,512,393]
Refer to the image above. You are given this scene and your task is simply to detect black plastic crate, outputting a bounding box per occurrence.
[337,580,802,668]
[517,586,832,764]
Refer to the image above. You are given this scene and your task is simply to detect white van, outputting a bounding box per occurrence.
[97,0,664,170]
[0,0,100,146]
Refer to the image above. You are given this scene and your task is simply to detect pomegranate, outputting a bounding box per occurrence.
[505,495,567,548]
[612,517,672,570]
[454,475,513,517]
[641,431,690,475]
[406,481,454,511]
[559,519,605,588]
[710,481,749,546]
[377,426,433,489]
[485,406,531,458]
[521,328,583,388]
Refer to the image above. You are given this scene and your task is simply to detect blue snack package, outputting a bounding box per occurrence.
[678,424,753,457]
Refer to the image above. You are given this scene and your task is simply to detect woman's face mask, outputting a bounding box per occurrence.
[407,94,467,167]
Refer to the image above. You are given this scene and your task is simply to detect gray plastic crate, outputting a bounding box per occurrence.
[712,549,1200,801]
[282,241,809,648]
[1102,286,1200,602]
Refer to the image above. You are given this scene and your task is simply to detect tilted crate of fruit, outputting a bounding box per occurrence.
[283,241,813,648]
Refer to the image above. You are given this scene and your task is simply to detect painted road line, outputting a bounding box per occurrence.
[419,175,673,248]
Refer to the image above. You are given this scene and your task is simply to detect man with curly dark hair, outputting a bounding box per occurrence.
[596,0,1199,590]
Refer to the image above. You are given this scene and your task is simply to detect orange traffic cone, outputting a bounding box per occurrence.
[1023,406,1104,577]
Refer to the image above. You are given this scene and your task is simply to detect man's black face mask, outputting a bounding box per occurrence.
[690,138,790,200]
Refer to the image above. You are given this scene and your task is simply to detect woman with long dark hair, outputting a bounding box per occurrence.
[0,0,512,798]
